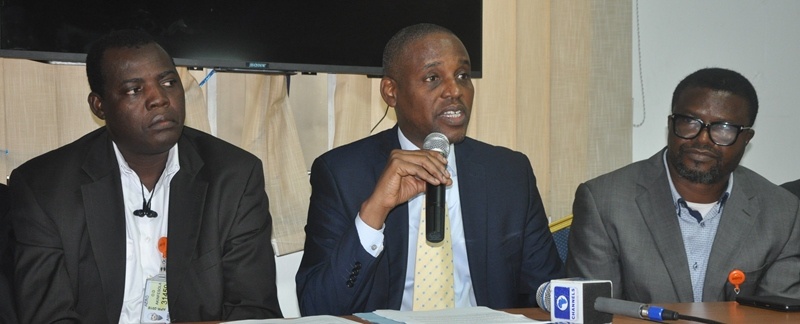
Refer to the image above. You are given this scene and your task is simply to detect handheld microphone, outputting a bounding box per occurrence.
[594,297,679,321]
[536,278,613,324]
[422,132,450,243]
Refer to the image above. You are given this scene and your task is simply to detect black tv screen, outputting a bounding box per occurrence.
[0,0,482,77]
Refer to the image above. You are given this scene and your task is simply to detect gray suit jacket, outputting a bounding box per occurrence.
[782,179,800,199]
[566,149,800,303]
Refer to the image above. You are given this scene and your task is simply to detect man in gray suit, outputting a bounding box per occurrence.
[566,68,800,303]
[782,179,800,198]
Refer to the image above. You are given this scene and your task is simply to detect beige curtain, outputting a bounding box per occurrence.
[0,60,213,179]
[0,0,631,256]
[212,73,310,256]
[0,60,310,256]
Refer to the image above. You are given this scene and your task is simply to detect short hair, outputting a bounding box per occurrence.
[671,68,759,126]
[85,29,166,97]
[382,23,456,77]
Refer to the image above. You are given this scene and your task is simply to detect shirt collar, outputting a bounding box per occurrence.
[113,142,181,188]
[662,150,732,212]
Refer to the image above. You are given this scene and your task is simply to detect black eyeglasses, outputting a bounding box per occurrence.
[668,113,752,146]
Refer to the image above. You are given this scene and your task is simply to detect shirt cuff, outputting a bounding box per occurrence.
[355,213,385,257]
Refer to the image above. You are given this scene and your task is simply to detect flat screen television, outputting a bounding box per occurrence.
[0,0,482,77]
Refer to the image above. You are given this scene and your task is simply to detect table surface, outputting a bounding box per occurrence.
[183,301,800,323]
[507,301,800,323]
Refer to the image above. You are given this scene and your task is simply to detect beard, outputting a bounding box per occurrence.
[669,144,723,184]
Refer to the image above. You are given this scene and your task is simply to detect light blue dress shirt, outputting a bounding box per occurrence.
[663,151,732,302]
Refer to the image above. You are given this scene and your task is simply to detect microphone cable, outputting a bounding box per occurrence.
[636,304,724,324]
[677,313,724,324]
[638,305,725,324]
[370,104,390,134]
[595,297,725,324]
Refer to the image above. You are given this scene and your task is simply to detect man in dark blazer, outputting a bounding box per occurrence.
[0,183,17,324]
[296,23,563,316]
[782,179,800,198]
[567,68,800,303]
[9,30,281,323]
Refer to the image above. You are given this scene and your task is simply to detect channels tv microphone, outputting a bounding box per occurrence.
[536,278,613,324]
[422,132,450,243]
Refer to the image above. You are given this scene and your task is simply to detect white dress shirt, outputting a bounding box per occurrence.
[115,143,180,324]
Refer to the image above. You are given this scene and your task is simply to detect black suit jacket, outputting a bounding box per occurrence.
[0,183,17,324]
[10,127,282,323]
[783,179,800,199]
[296,126,564,316]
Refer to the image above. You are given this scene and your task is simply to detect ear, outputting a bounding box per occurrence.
[380,77,397,107]
[88,92,105,120]
[743,128,755,144]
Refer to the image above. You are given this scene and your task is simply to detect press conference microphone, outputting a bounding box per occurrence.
[422,132,450,243]
[535,278,612,324]
[536,280,554,312]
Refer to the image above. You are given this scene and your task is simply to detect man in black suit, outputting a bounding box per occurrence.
[783,179,800,198]
[296,23,563,316]
[0,183,17,324]
[9,30,281,323]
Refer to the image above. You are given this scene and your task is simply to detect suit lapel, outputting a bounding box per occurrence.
[374,127,409,308]
[454,140,489,304]
[80,133,127,323]
[166,136,207,307]
[636,151,694,301]
[703,170,757,301]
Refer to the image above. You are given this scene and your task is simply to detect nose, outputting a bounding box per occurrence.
[695,125,715,145]
[145,85,170,111]
[441,76,462,99]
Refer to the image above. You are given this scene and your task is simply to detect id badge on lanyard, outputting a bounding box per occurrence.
[141,237,170,323]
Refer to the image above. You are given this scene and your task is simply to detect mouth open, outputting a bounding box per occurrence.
[439,108,466,126]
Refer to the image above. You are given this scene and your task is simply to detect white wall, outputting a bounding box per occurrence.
[633,0,800,184]
[275,252,302,317]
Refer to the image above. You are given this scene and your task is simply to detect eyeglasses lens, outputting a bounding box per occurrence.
[673,116,739,146]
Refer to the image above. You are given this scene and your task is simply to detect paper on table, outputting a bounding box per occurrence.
[373,306,552,324]
[220,315,358,323]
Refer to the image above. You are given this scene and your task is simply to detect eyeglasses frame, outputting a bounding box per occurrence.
[668,113,752,146]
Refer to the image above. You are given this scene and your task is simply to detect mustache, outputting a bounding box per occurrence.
[679,143,721,158]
